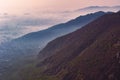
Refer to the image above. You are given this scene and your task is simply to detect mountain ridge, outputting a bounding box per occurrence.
[35,11,120,80]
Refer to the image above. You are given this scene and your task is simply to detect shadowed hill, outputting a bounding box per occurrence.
[36,11,120,80]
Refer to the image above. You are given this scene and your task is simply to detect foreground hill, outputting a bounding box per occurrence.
[0,11,107,80]
[34,11,120,80]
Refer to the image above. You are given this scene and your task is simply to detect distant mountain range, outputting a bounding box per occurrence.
[76,6,120,12]
[33,11,120,80]
[11,11,107,55]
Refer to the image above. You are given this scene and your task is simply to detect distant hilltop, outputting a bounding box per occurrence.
[76,5,120,12]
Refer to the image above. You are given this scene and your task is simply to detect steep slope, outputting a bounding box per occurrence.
[0,11,107,80]
[36,11,120,80]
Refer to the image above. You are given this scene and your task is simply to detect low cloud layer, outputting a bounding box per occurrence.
[0,5,120,43]
[0,15,65,43]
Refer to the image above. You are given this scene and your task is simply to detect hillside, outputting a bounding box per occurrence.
[35,11,120,80]
[0,11,107,80]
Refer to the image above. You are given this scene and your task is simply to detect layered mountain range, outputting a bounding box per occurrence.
[14,11,106,51]
[0,11,108,80]
[22,11,120,80]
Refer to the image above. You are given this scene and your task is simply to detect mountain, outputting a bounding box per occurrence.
[76,6,120,12]
[31,11,120,80]
[0,11,107,80]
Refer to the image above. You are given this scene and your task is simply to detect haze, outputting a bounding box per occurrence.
[0,0,119,43]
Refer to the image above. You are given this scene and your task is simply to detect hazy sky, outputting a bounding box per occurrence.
[0,0,120,14]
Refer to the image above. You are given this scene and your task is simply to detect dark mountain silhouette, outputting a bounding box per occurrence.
[34,11,120,80]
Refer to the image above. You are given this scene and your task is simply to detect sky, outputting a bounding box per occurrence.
[0,0,120,14]
[0,0,120,43]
